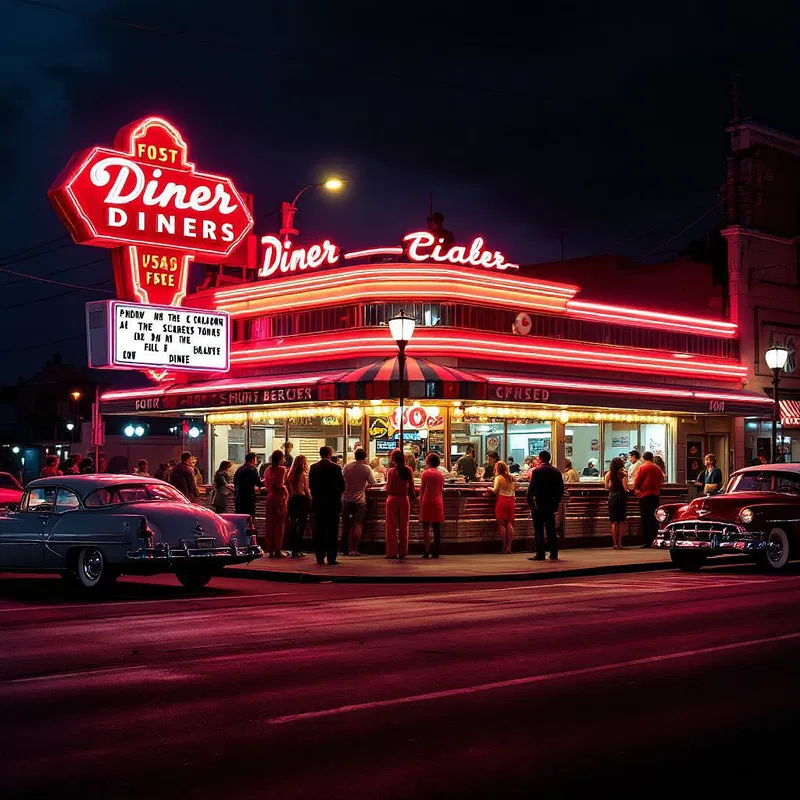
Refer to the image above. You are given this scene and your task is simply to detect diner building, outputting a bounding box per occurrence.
[97,229,773,549]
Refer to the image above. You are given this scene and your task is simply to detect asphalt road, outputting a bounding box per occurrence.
[2,563,800,799]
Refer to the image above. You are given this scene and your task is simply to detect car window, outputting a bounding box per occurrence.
[774,474,800,496]
[0,474,19,490]
[55,488,81,512]
[728,472,772,493]
[84,483,186,507]
[23,486,57,513]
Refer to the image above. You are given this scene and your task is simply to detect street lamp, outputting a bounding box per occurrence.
[388,310,416,450]
[279,177,346,241]
[765,343,790,463]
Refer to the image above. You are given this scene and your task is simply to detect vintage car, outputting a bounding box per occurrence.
[0,472,23,508]
[653,463,800,572]
[0,475,262,589]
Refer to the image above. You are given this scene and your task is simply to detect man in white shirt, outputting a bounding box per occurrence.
[627,450,642,480]
[341,448,376,556]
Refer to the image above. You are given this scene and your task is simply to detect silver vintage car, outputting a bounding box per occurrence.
[0,475,262,590]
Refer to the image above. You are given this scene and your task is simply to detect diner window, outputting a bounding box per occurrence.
[507,423,552,468]
[603,423,639,474]
[641,423,668,476]
[212,423,247,470]
[565,423,601,481]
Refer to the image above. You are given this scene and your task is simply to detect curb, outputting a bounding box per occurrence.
[224,558,679,584]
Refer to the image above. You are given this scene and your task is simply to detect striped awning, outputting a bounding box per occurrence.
[780,400,800,428]
[334,356,486,401]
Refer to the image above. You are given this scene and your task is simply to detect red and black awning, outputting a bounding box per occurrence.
[333,356,485,401]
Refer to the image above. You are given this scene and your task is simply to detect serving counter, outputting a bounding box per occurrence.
[203,481,690,553]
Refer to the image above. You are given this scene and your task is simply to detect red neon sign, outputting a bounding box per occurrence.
[259,234,340,278]
[49,116,253,306]
[403,231,519,270]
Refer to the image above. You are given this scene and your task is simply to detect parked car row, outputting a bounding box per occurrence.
[0,475,262,590]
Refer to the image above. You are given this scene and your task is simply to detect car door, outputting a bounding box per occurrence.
[43,488,83,569]
[0,486,56,569]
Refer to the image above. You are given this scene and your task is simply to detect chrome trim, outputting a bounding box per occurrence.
[654,520,767,553]
[127,544,263,561]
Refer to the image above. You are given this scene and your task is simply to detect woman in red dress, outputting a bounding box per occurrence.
[419,452,445,558]
[488,460,516,554]
[263,449,288,557]
[384,448,416,560]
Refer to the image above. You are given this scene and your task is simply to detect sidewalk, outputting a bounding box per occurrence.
[225,547,675,584]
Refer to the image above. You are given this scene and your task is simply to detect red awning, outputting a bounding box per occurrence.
[780,400,800,428]
[334,357,485,401]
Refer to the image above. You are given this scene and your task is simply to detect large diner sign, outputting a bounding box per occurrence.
[87,300,230,372]
[258,231,519,279]
[49,116,254,307]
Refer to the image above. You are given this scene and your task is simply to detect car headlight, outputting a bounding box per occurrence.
[739,507,754,524]
[655,508,668,523]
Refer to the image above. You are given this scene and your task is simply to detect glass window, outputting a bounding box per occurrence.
[565,423,601,481]
[85,483,186,507]
[212,423,247,470]
[603,423,639,474]
[507,423,553,471]
[23,486,57,513]
[729,471,771,493]
[774,473,800,495]
[55,488,80,512]
[641,423,668,478]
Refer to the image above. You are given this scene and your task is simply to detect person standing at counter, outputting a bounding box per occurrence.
[483,451,499,481]
[234,452,261,520]
[508,457,520,474]
[341,448,376,556]
[456,447,478,481]
[627,450,642,481]
[419,452,445,559]
[264,450,289,558]
[526,451,564,561]
[633,451,664,548]
[489,460,516,554]
[604,457,629,550]
[212,460,234,514]
[309,446,345,566]
[385,448,416,560]
[286,455,311,558]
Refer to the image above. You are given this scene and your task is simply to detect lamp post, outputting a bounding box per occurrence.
[279,177,345,242]
[66,421,75,447]
[765,343,790,463]
[388,310,416,450]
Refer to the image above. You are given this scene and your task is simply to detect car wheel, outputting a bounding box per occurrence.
[176,571,213,590]
[76,547,117,590]
[757,528,791,572]
[670,550,707,572]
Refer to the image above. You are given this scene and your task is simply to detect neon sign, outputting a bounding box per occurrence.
[256,230,518,279]
[403,232,518,270]
[49,116,253,306]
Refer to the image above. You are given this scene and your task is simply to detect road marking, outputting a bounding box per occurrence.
[1,663,187,687]
[266,630,800,725]
[0,592,289,614]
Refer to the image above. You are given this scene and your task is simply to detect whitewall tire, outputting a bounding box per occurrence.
[758,528,791,572]
[76,547,117,590]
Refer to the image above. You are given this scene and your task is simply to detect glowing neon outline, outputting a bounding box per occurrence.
[343,247,405,259]
[54,116,254,259]
[124,246,193,307]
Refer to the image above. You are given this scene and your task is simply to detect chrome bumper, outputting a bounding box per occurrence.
[653,527,767,553]
[127,538,263,562]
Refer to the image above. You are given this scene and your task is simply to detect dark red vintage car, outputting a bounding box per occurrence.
[653,463,800,572]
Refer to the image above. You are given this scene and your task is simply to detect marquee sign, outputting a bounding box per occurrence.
[50,116,254,307]
[258,231,518,279]
[86,300,230,372]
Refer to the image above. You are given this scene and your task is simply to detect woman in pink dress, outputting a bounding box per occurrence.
[263,449,288,557]
[384,448,416,560]
[419,452,445,559]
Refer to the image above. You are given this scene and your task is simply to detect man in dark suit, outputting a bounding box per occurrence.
[526,450,564,561]
[234,452,261,520]
[309,446,346,565]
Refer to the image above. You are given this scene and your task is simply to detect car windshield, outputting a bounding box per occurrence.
[726,471,800,495]
[84,483,188,508]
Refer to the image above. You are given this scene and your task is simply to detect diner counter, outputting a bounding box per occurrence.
[202,481,690,553]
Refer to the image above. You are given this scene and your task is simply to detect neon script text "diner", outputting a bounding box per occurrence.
[403,231,519,271]
[258,235,340,278]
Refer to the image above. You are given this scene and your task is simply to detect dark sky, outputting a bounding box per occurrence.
[1,0,799,378]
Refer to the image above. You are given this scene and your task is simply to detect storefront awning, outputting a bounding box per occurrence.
[334,356,485,401]
[780,400,800,428]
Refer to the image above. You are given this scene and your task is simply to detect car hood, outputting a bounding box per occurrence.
[125,501,236,543]
[676,492,786,521]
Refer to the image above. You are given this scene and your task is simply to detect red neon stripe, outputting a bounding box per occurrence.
[343,247,404,259]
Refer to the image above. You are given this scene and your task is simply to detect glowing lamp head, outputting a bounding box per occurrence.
[388,310,416,344]
[134,425,145,437]
[188,426,201,439]
[12,446,20,454]
[70,390,82,402]
[123,424,135,438]
[765,343,790,372]
[66,422,75,432]
[323,177,344,191]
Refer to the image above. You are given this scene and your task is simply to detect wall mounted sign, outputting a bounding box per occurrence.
[87,300,230,372]
[50,116,253,306]
[390,406,445,431]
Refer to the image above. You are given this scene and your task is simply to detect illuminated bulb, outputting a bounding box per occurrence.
[323,177,344,191]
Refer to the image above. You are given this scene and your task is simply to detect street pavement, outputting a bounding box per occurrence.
[228,546,674,582]
[1,563,799,798]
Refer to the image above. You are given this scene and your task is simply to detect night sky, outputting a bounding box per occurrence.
[1,0,799,379]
